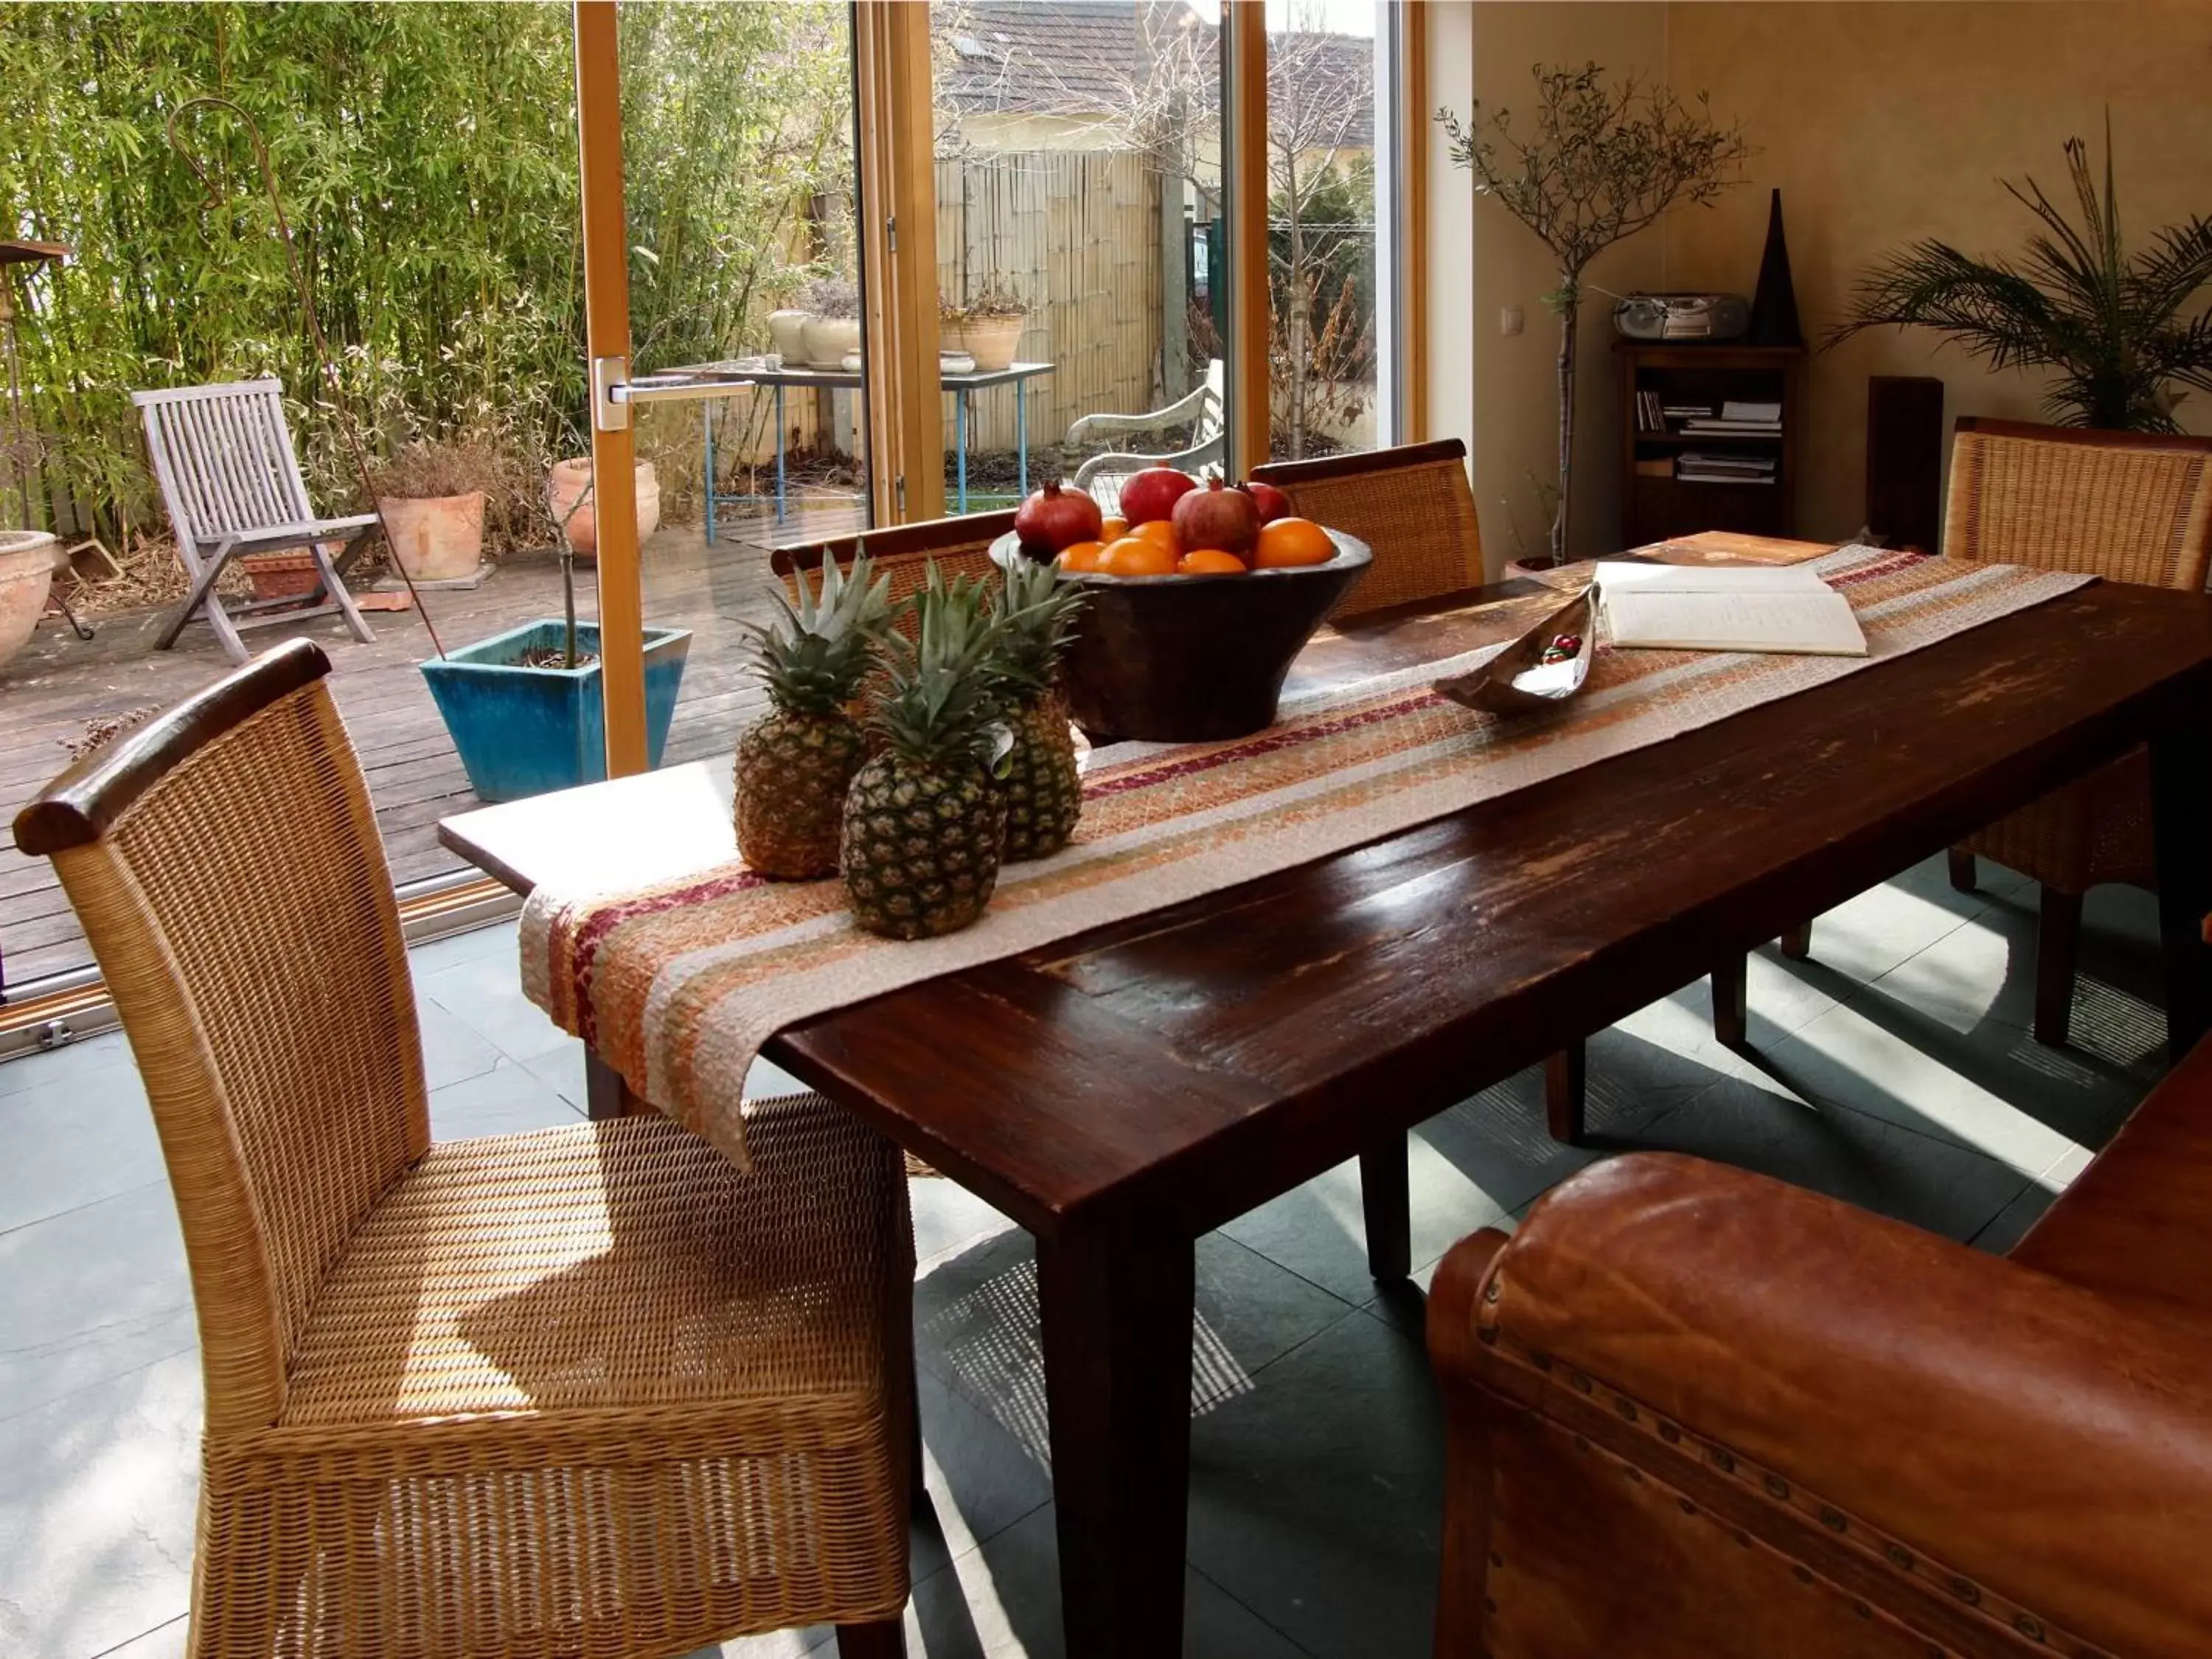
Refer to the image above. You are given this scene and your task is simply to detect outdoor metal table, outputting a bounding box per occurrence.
[645,359,1057,541]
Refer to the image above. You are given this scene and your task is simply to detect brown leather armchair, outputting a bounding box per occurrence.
[1429,1034,2212,1658]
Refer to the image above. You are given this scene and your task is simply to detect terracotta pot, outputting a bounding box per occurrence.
[765,309,811,364]
[242,551,323,601]
[0,529,56,669]
[378,490,485,582]
[549,459,662,559]
[800,315,862,369]
[948,314,1025,373]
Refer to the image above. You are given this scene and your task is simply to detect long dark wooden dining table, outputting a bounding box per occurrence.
[439,572,2212,1657]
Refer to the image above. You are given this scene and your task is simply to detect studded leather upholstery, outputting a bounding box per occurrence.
[1429,1037,2212,1658]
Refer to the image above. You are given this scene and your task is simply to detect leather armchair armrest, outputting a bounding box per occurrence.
[1432,1152,2212,1659]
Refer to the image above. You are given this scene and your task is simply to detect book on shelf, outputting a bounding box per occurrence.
[1635,389,1666,433]
[1633,456,1674,478]
[1680,418,1781,436]
[1595,561,1866,656]
[1676,451,1776,484]
[1660,404,1712,419]
[1720,400,1783,422]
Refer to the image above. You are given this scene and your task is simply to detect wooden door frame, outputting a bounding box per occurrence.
[855,1,945,526]
[573,0,647,775]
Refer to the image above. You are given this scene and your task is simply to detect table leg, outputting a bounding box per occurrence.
[776,385,788,525]
[703,401,717,547]
[585,1051,630,1121]
[1360,1134,1411,1280]
[1037,1222,1194,1658]
[1545,1040,1587,1144]
[956,389,969,514]
[1712,954,1748,1048]
[2152,713,2212,1059]
[1018,376,1029,496]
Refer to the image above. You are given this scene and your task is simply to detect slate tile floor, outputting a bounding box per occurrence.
[0,855,2168,1658]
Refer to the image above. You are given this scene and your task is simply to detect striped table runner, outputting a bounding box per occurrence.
[521,548,2090,1166]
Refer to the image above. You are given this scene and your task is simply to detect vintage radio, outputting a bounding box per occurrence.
[1611,292,1752,342]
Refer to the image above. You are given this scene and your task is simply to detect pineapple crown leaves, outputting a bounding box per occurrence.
[989,556,1088,694]
[869,561,1016,773]
[743,550,893,716]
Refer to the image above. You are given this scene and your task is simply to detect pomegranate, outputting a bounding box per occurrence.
[1242,479,1292,524]
[1117,466,1199,529]
[1170,473,1260,555]
[1014,479,1103,555]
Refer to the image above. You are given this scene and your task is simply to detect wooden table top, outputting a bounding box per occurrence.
[441,576,2212,1241]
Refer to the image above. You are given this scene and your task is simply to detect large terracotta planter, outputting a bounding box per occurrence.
[947,314,1025,373]
[378,490,485,582]
[548,459,661,559]
[0,529,56,670]
[800,315,862,370]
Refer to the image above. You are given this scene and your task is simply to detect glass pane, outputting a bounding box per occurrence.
[0,3,592,988]
[1265,0,1382,462]
[622,0,867,786]
[929,0,1226,518]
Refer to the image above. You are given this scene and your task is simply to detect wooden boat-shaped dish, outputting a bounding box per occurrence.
[1433,585,1597,715]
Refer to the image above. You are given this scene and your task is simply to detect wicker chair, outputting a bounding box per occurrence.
[1251,437,1485,619]
[13,639,914,1659]
[1775,418,2212,1048]
[771,509,1013,608]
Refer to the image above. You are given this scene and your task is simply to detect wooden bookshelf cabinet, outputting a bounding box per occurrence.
[1618,342,1805,546]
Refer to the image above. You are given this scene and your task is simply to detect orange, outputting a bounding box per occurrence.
[1098,515,1130,542]
[1252,516,1335,568]
[1177,549,1246,575]
[1057,540,1105,572]
[1131,518,1181,555]
[1096,535,1178,577]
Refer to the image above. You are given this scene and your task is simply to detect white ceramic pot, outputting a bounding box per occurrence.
[0,529,57,670]
[378,491,485,582]
[801,315,862,369]
[766,310,811,364]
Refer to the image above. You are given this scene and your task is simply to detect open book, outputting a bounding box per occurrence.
[1594,561,1868,657]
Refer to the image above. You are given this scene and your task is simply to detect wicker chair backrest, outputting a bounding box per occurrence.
[18,641,427,1428]
[1251,439,1484,618]
[1944,417,2212,591]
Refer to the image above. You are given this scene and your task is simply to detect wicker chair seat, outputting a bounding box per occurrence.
[1961,747,2157,899]
[204,1099,912,1657]
[285,1104,897,1423]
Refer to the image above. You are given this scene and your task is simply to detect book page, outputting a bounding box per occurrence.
[1594,562,1868,655]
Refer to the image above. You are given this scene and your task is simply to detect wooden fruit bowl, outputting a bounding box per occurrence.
[990,529,1371,743]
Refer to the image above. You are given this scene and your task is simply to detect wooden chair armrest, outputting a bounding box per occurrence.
[1431,1152,2212,1658]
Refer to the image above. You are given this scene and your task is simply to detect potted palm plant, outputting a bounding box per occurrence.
[1834,123,2212,431]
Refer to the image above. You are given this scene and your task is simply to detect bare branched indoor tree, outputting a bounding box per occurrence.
[1441,64,1749,565]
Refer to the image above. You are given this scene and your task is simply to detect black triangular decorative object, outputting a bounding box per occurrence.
[1747,188,1802,347]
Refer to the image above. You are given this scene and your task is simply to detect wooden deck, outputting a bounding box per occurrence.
[1,508,866,992]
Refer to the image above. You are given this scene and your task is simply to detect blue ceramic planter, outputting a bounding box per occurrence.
[420,619,691,803]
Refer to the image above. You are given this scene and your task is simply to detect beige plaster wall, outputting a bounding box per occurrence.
[1427,3,1673,570]
[1664,1,2212,543]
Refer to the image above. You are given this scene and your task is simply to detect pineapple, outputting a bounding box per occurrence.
[841,567,1012,939]
[734,552,891,879]
[992,557,1088,860]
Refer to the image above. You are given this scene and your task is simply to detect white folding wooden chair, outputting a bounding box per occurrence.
[133,378,378,664]
[1065,358,1225,509]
